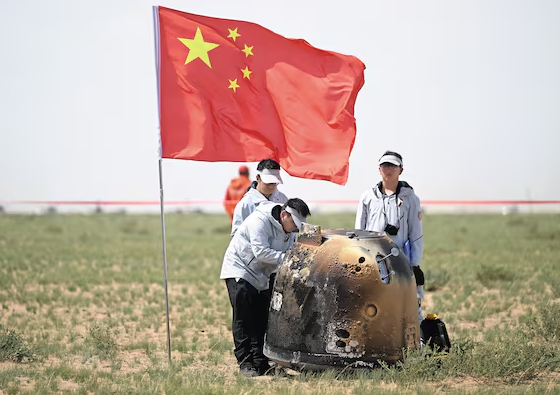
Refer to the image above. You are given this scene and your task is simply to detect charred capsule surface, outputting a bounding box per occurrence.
[264,224,420,370]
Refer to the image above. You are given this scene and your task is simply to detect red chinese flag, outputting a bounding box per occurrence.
[156,6,365,185]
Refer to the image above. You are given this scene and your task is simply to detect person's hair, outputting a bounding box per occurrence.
[257,159,281,171]
[246,180,257,192]
[282,198,311,218]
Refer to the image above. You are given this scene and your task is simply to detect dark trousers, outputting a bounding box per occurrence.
[226,278,272,369]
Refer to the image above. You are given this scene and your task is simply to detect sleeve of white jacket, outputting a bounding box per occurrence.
[408,195,424,267]
[355,193,368,230]
[231,200,252,237]
[248,220,285,266]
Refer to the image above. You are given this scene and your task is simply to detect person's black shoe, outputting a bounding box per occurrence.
[257,361,280,376]
[257,364,271,376]
[239,365,259,377]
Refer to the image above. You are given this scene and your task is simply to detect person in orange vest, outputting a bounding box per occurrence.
[224,165,253,224]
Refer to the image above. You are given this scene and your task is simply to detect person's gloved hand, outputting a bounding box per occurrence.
[413,266,425,286]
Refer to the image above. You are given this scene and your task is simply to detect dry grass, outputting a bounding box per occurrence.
[0,212,560,394]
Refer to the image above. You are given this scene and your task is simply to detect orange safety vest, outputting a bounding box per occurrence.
[224,176,252,221]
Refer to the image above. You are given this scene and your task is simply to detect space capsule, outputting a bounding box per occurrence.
[263,224,420,370]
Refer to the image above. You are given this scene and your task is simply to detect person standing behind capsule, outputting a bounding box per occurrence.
[223,165,253,224]
[231,159,288,237]
[355,150,425,322]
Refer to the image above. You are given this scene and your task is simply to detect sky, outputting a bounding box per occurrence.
[1,0,559,213]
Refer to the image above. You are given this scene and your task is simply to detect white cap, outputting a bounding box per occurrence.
[379,154,403,167]
[257,168,283,184]
[284,206,307,231]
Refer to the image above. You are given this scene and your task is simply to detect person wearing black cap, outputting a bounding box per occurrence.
[220,198,311,376]
[355,150,425,322]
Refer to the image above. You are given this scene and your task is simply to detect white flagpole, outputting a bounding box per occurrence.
[158,158,172,364]
[153,5,172,364]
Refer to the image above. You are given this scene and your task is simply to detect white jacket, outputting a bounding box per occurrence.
[220,203,293,291]
[355,181,424,298]
[355,182,424,266]
[231,187,288,236]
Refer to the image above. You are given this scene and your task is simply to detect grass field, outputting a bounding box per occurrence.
[1,212,560,394]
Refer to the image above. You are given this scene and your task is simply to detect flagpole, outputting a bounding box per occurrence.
[158,158,172,364]
[153,5,172,364]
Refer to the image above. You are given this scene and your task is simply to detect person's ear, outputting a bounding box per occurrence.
[399,167,403,175]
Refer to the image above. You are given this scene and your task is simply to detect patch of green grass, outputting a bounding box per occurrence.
[475,265,516,289]
[0,324,36,362]
[424,267,450,292]
[85,323,118,360]
[524,301,560,342]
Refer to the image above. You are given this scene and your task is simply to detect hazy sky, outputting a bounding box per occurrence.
[1,0,559,212]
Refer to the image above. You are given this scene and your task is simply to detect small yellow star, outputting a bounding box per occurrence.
[228,78,240,93]
[241,66,252,80]
[242,44,254,57]
[178,27,219,68]
[227,28,241,42]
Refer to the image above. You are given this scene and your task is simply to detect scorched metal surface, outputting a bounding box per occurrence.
[263,224,420,370]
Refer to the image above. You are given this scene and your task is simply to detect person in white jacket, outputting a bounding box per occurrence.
[231,159,288,237]
[230,158,289,313]
[221,198,311,377]
[355,150,425,322]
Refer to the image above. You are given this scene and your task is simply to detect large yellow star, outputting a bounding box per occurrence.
[227,28,241,42]
[228,78,240,93]
[241,66,252,80]
[242,44,254,57]
[178,27,219,68]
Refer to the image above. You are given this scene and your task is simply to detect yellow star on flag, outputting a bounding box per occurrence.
[241,66,252,80]
[178,27,219,68]
[228,78,240,93]
[227,28,241,42]
[242,44,254,57]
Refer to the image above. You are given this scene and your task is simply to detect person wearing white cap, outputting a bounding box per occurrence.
[231,159,288,237]
[355,150,425,323]
[220,198,311,376]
